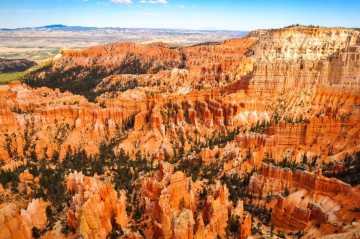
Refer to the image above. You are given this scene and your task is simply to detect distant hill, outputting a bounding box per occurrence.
[0,58,37,73]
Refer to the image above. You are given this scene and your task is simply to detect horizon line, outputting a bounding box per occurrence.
[0,23,252,32]
[1,23,358,33]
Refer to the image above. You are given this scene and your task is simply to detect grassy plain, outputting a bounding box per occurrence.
[0,71,24,85]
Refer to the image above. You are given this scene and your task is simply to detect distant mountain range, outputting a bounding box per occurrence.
[1,24,247,33]
[1,24,111,31]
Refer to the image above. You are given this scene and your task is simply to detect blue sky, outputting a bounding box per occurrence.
[0,0,359,30]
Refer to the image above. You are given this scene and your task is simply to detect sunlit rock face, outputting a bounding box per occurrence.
[248,27,360,95]
[66,171,128,239]
[0,199,47,239]
[141,162,236,239]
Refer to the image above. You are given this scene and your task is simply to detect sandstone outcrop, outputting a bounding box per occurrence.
[249,163,351,195]
[143,162,195,238]
[272,196,311,230]
[142,162,235,239]
[59,42,182,72]
[134,111,148,131]
[0,199,47,239]
[66,171,128,239]
[319,222,360,239]
[18,170,38,196]
[240,213,252,239]
[203,182,232,238]
[0,83,127,160]
[248,27,360,96]
[307,201,329,223]
[269,185,360,232]
[248,162,359,234]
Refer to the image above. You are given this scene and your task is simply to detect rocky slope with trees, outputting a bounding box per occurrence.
[0,26,359,239]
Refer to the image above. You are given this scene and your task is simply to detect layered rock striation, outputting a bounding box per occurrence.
[249,163,351,195]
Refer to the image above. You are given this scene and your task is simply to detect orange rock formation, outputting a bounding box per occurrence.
[0,199,47,239]
[66,171,128,239]
[1,26,360,239]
